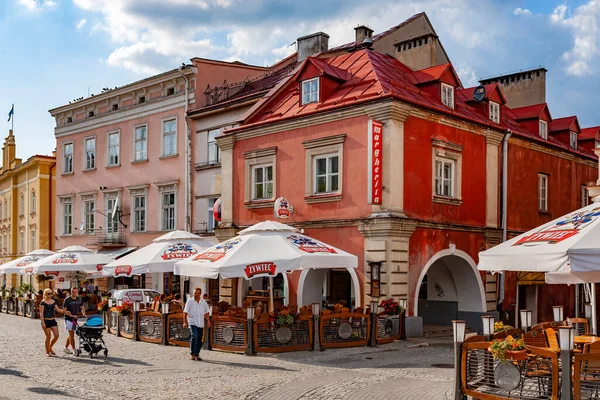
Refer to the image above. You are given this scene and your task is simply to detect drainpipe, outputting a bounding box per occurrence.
[498,129,511,308]
[178,65,196,232]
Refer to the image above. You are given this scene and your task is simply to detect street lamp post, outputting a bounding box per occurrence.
[133,301,141,341]
[312,303,321,351]
[245,306,255,356]
[399,298,407,340]
[558,326,575,399]
[482,315,495,341]
[519,309,532,333]
[161,302,170,346]
[553,306,564,323]
[203,306,212,350]
[452,320,467,400]
[369,300,378,347]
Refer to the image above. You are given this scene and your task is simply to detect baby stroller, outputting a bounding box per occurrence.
[74,314,108,358]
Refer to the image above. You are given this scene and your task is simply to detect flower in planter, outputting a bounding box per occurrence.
[98,300,109,313]
[116,300,133,316]
[494,321,513,333]
[488,335,526,361]
[378,298,402,315]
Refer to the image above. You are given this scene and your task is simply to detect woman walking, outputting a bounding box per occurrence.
[40,288,62,356]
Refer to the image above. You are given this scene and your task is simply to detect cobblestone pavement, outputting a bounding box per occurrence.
[0,314,454,400]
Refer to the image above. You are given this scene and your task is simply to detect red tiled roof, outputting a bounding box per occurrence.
[549,116,578,132]
[413,64,450,84]
[511,103,551,121]
[307,58,351,81]
[581,126,600,140]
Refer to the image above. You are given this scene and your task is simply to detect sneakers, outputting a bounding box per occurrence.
[63,347,72,354]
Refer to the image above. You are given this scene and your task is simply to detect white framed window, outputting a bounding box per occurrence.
[251,164,274,200]
[313,154,340,194]
[161,191,176,230]
[83,200,95,232]
[30,230,35,252]
[133,194,146,232]
[162,119,177,157]
[3,199,6,220]
[489,101,500,123]
[570,131,578,149]
[207,198,218,232]
[538,173,548,211]
[30,190,35,213]
[441,83,454,109]
[19,232,24,254]
[19,193,24,216]
[207,129,221,164]
[107,131,120,166]
[105,197,119,234]
[582,186,590,208]
[596,140,600,149]
[301,78,319,105]
[539,120,548,139]
[134,125,147,161]
[435,157,455,197]
[63,201,73,235]
[63,142,73,173]
[84,137,96,170]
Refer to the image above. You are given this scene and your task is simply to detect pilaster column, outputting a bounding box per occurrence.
[483,228,503,311]
[214,226,237,305]
[485,130,503,228]
[215,134,235,228]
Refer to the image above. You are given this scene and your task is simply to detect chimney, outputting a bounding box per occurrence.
[5,130,16,170]
[297,32,330,62]
[479,67,547,109]
[354,25,374,44]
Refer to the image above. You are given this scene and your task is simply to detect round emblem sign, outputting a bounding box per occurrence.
[494,362,521,391]
[223,326,235,343]
[123,318,130,332]
[384,319,393,335]
[178,327,190,340]
[338,323,352,339]
[144,320,155,335]
[275,327,292,344]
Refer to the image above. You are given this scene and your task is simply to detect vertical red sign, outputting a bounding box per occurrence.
[370,120,383,205]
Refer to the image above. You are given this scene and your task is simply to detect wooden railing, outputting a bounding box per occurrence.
[138,311,163,344]
[320,312,370,349]
[573,352,600,400]
[461,341,559,400]
[254,314,313,353]
[118,313,134,339]
[166,312,190,347]
[107,308,118,334]
[376,312,402,345]
[0,298,6,312]
[211,316,247,353]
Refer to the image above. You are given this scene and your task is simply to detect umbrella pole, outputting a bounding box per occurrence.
[575,284,580,318]
[592,284,598,335]
[269,276,274,313]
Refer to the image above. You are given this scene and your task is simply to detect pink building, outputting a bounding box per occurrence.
[48,62,265,293]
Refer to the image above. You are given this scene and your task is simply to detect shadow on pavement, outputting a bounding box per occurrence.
[68,356,151,367]
[0,367,28,378]
[203,360,293,371]
[28,387,72,396]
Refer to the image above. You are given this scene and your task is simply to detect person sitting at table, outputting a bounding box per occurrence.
[255,301,263,316]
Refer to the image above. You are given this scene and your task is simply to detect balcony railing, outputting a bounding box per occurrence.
[86,227,127,247]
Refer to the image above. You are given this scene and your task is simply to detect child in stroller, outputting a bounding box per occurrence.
[74,314,108,358]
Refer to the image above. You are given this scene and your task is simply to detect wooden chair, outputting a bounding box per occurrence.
[321,309,332,316]
[492,328,523,340]
[523,329,547,348]
[545,328,560,352]
[354,307,364,315]
[531,321,564,332]
[567,318,590,336]
[583,341,600,354]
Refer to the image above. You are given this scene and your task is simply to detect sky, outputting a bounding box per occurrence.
[0,0,599,160]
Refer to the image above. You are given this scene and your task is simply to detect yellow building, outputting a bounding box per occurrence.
[0,130,56,292]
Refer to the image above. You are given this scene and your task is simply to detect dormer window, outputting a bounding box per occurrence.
[301,78,319,105]
[489,101,500,123]
[539,120,548,139]
[441,83,454,109]
[570,131,578,150]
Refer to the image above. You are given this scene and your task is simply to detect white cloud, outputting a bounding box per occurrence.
[456,63,478,87]
[514,8,532,16]
[551,1,600,76]
[17,0,56,11]
[76,19,87,29]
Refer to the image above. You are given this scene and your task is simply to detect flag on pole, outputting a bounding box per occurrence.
[7,105,13,122]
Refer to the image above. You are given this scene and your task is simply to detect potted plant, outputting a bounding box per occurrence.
[98,299,109,313]
[276,312,294,327]
[489,335,527,361]
[116,300,133,317]
[494,321,513,333]
[379,298,402,315]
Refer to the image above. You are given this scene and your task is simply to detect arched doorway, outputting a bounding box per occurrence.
[414,250,485,329]
[297,268,361,309]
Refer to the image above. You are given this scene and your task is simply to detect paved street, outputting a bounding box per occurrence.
[0,314,453,400]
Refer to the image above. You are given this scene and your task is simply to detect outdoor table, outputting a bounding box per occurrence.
[574,336,600,345]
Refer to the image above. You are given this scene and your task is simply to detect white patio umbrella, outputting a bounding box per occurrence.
[101,230,215,277]
[478,200,600,333]
[0,249,55,274]
[174,220,358,311]
[28,245,113,275]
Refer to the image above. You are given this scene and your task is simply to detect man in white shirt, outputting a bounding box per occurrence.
[183,287,210,361]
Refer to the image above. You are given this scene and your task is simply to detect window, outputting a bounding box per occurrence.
[252,165,273,200]
[3,199,6,220]
[539,120,548,139]
[161,192,176,230]
[63,202,73,235]
[112,104,119,111]
[133,194,146,232]
[301,78,319,105]
[441,83,454,109]
[105,197,118,234]
[88,111,94,118]
[63,142,73,173]
[85,137,96,170]
[84,200,95,232]
[138,96,146,104]
[582,186,590,208]
[108,132,120,166]
[595,140,600,149]
[66,117,72,123]
[538,173,548,211]
[166,87,175,96]
[570,131,578,150]
[207,198,218,233]
[162,119,177,156]
[19,232,24,254]
[207,129,221,164]
[30,231,35,252]
[313,154,339,194]
[489,101,500,123]
[30,190,35,213]
[19,194,24,216]
[435,157,455,197]
[134,126,147,161]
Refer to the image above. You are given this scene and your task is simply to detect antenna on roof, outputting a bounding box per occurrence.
[473,85,486,102]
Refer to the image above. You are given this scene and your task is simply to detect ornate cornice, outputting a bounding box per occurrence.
[243,147,277,159]
[216,134,235,150]
[485,130,505,146]
[302,134,346,149]
[358,216,417,238]
[365,101,411,122]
